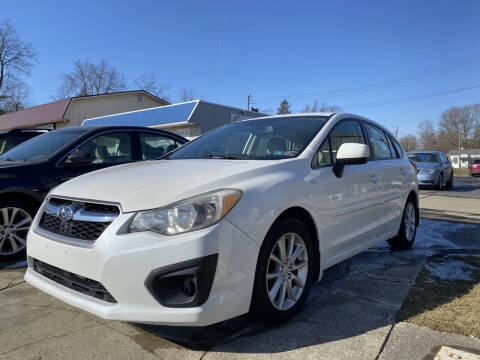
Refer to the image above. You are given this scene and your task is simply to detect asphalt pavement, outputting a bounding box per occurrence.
[420,176,480,199]
[1,217,479,359]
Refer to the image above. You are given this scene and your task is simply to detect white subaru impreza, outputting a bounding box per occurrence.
[25,113,418,326]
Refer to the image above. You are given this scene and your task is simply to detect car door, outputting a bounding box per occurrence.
[53,131,136,187]
[363,123,404,236]
[136,132,183,160]
[310,119,383,263]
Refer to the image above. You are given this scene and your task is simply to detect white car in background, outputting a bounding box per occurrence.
[25,113,419,326]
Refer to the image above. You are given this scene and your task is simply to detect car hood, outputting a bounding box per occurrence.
[52,159,282,212]
[415,162,440,170]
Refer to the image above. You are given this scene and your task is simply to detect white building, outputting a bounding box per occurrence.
[448,149,480,168]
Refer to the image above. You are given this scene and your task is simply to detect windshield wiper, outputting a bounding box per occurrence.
[0,157,22,162]
[203,154,248,160]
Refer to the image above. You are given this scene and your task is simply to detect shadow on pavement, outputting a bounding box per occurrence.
[420,208,480,224]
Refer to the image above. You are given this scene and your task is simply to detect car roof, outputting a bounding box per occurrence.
[57,125,187,140]
[242,112,335,121]
[6,128,50,134]
[407,151,440,154]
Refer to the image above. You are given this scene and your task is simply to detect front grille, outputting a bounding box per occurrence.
[40,212,110,241]
[38,197,119,243]
[33,259,117,303]
[48,197,119,214]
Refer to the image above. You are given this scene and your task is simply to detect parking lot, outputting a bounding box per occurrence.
[0,177,478,360]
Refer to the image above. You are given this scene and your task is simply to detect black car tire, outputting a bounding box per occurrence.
[445,173,453,189]
[388,199,417,251]
[250,217,314,324]
[436,173,444,190]
[0,199,38,261]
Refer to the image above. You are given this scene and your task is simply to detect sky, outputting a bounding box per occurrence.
[2,0,480,136]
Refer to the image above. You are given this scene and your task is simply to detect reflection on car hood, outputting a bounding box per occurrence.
[51,159,284,212]
[415,162,440,170]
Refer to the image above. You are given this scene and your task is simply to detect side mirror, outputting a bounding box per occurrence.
[333,143,370,178]
[66,150,92,165]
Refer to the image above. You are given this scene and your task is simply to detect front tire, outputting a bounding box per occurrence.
[0,200,37,261]
[436,173,444,190]
[388,199,417,251]
[446,173,453,189]
[251,217,314,324]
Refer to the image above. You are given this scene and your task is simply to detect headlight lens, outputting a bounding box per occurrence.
[129,189,242,235]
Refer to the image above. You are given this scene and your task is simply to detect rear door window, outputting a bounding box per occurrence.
[139,133,180,160]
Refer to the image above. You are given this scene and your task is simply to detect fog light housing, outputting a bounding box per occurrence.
[145,254,218,308]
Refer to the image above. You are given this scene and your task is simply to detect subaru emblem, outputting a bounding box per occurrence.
[58,205,75,222]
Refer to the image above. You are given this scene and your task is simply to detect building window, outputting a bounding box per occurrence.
[137,94,143,103]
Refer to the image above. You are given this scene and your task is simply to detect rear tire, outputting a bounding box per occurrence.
[388,199,417,251]
[0,200,37,261]
[251,217,314,324]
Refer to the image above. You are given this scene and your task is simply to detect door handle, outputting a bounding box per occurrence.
[369,175,379,184]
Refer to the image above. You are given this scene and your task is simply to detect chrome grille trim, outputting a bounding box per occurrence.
[35,196,121,247]
[44,202,118,223]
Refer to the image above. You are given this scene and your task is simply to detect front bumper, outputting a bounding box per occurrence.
[417,171,438,186]
[25,213,259,326]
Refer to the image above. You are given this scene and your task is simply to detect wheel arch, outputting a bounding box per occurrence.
[269,206,321,281]
[0,192,42,212]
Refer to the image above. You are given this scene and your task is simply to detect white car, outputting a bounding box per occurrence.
[25,113,419,326]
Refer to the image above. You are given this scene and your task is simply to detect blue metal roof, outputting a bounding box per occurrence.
[81,101,197,127]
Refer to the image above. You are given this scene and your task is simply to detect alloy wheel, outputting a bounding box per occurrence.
[266,232,308,311]
[0,207,32,256]
[404,202,416,242]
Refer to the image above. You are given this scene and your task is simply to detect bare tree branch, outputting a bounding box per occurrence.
[0,20,36,113]
[134,73,170,101]
[56,59,126,98]
[179,88,196,102]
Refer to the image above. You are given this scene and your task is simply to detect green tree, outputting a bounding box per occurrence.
[277,99,291,114]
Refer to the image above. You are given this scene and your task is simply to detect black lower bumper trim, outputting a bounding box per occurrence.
[32,258,117,303]
[145,254,218,308]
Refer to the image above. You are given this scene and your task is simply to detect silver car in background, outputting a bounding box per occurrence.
[407,151,453,190]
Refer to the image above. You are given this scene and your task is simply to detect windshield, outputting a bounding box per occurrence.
[168,116,328,160]
[407,153,439,163]
[0,129,87,162]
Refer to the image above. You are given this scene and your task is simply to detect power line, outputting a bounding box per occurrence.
[252,56,480,105]
[342,84,480,110]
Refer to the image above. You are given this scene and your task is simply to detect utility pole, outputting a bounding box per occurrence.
[247,94,252,111]
[395,126,399,138]
[458,133,461,169]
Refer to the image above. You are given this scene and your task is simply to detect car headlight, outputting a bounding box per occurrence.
[423,168,435,173]
[129,189,242,235]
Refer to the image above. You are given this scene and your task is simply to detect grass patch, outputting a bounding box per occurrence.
[397,255,480,338]
[454,168,470,177]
